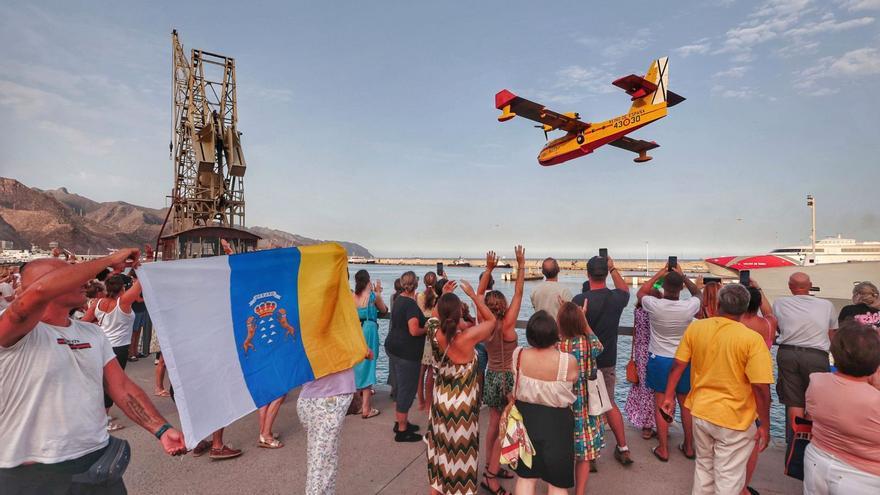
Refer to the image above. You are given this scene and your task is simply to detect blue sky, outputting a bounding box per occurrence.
[1,0,879,258]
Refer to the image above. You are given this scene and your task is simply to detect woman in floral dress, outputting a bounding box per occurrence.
[557,301,605,495]
[624,292,658,439]
[425,281,497,495]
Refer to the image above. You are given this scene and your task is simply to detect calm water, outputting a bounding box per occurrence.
[350,264,785,437]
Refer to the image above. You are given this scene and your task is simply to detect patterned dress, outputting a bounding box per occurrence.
[559,333,605,461]
[624,307,656,430]
[425,318,480,495]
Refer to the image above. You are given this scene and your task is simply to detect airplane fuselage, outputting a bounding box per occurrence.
[538,102,668,166]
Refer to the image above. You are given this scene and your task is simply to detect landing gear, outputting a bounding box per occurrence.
[634,151,652,163]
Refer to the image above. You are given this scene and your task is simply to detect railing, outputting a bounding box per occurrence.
[375,314,633,336]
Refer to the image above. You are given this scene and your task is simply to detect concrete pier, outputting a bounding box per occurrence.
[118,359,801,494]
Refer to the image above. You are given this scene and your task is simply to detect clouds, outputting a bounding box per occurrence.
[675,39,712,57]
[794,47,880,95]
[837,0,880,11]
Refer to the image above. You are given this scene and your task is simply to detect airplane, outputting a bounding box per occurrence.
[495,56,685,166]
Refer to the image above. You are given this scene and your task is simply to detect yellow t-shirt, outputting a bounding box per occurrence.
[675,317,774,431]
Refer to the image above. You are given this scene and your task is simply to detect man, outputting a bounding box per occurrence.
[0,250,186,494]
[772,272,836,440]
[636,263,702,461]
[530,257,571,319]
[661,284,773,495]
[0,269,14,312]
[572,255,633,466]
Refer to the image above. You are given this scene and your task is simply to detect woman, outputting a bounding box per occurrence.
[558,301,604,495]
[838,282,880,325]
[352,269,387,419]
[384,271,428,442]
[698,278,720,319]
[83,273,141,431]
[425,281,497,495]
[512,311,578,495]
[297,352,370,494]
[477,247,525,495]
[737,282,776,494]
[417,271,439,411]
[625,289,658,441]
[803,321,880,494]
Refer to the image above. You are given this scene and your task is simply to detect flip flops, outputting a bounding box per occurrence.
[362,408,380,419]
[652,446,669,462]
[678,443,696,460]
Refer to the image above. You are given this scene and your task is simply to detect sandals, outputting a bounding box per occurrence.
[106,421,125,432]
[483,464,513,479]
[678,442,696,460]
[652,446,669,462]
[127,355,139,362]
[641,428,657,440]
[362,408,380,419]
[479,471,510,495]
[154,389,171,397]
[258,435,284,449]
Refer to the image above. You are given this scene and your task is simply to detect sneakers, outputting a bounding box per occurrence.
[391,422,420,434]
[208,445,243,460]
[614,445,634,465]
[394,430,423,442]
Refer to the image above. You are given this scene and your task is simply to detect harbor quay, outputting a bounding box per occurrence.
[367,258,710,273]
[117,358,802,495]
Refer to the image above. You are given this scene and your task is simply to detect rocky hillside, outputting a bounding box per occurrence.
[0,178,372,257]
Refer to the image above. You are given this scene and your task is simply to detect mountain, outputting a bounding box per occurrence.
[0,178,372,257]
[247,226,372,257]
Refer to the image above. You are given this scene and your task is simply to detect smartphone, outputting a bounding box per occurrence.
[436,262,444,276]
[739,270,751,287]
[668,256,678,269]
[703,276,722,284]
[599,248,608,258]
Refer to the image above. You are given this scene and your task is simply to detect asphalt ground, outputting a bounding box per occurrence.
[116,358,802,494]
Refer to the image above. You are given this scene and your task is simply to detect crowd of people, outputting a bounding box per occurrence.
[1,245,879,495]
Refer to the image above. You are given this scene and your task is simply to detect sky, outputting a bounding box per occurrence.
[1,0,879,259]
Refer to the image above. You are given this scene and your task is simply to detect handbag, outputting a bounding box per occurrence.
[71,436,131,485]
[625,338,639,384]
[587,368,613,416]
[784,416,812,480]
[499,348,535,469]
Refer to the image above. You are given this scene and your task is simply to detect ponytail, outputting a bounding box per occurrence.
[437,293,462,338]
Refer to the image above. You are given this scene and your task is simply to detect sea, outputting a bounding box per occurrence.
[349,263,786,438]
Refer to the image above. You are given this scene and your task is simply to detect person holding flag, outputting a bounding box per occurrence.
[0,249,186,494]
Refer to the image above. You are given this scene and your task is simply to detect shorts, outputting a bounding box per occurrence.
[599,366,617,404]
[646,354,691,395]
[388,353,421,413]
[483,370,514,409]
[776,345,830,408]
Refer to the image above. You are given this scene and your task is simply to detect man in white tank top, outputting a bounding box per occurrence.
[0,250,186,494]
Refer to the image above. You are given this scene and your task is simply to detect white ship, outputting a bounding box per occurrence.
[347,256,376,264]
[705,196,880,313]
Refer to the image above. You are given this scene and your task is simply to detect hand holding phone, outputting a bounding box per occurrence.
[599,248,608,258]
[668,256,678,270]
[739,270,751,287]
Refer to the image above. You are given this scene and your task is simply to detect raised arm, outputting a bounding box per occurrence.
[675,264,701,299]
[119,279,143,312]
[607,256,628,292]
[637,265,668,302]
[460,280,494,324]
[0,249,140,348]
[751,280,777,341]
[502,246,526,340]
[477,250,498,297]
[372,280,388,314]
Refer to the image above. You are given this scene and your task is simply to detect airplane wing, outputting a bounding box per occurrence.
[608,136,659,154]
[495,90,589,133]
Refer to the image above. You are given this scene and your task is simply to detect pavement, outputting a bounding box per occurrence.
[118,358,802,494]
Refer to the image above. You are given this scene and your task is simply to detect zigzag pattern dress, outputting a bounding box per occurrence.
[425,318,480,495]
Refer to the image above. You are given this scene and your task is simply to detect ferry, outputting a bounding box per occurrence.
[347,256,376,264]
[450,257,471,267]
[704,196,880,312]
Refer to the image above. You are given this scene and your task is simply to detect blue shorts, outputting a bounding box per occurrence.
[646,354,691,395]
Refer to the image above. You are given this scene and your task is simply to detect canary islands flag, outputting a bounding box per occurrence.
[137,243,365,448]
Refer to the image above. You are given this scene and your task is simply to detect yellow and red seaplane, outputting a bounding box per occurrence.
[495,56,685,166]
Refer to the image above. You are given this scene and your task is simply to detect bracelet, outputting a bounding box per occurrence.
[154,423,173,440]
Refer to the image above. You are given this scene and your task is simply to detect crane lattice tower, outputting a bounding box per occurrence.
[170,29,247,233]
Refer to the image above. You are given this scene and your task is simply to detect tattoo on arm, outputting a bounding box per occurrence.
[121,388,166,433]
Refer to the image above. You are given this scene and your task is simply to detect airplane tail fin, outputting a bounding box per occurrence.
[630,56,669,112]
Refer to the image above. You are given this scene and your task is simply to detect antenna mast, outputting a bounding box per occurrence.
[807,194,816,264]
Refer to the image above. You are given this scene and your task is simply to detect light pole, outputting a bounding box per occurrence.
[645,241,649,276]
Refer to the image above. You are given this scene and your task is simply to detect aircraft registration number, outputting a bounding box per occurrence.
[612,114,641,128]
